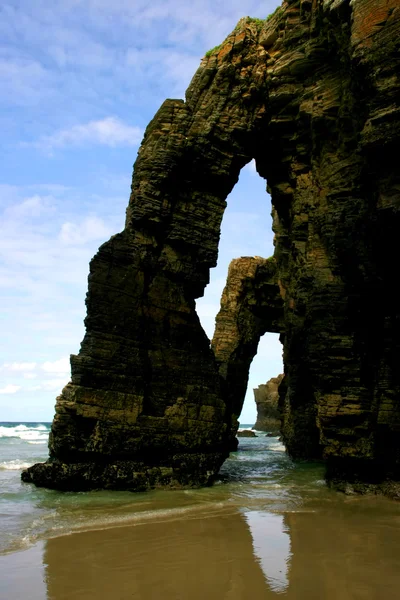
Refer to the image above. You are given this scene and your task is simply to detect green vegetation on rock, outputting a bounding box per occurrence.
[247,6,283,26]
[205,44,221,58]
[205,6,284,57]
[247,17,265,27]
[266,6,283,21]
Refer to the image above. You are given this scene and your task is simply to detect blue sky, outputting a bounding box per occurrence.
[0,0,282,423]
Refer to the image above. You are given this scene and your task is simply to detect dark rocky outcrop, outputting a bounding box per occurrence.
[237,430,257,438]
[253,374,284,431]
[212,256,283,444]
[22,0,400,495]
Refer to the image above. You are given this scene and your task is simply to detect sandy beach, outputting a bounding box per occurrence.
[2,497,400,600]
[2,428,400,600]
[1,510,271,600]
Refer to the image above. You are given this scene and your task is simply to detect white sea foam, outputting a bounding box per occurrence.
[0,424,49,443]
[26,440,48,445]
[269,444,286,452]
[0,459,32,470]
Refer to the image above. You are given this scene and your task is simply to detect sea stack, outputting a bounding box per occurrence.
[22,0,400,496]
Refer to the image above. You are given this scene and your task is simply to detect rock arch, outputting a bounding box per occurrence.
[211,256,283,439]
[23,0,400,495]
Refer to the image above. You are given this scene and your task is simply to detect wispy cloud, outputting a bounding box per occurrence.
[0,358,70,397]
[0,384,21,395]
[4,195,55,220]
[34,117,143,152]
[1,362,37,372]
[59,216,113,246]
[41,357,70,375]
[0,182,125,394]
[0,0,282,421]
[0,56,54,108]
[38,378,69,392]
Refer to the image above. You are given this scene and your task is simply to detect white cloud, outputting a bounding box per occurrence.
[27,385,42,392]
[0,384,21,394]
[1,362,37,372]
[0,0,283,421]
[41,357,70,375]
[41,378,68,391]
[0,359,70,388]
[36,117,143,152]
[5,195,54,220]
[26,378,68,392]
[0,182,125,384]
[0,356,69,399]
[59,216,113,246]
[0,56,53,107]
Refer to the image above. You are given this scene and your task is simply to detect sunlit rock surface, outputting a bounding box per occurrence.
[22,0,400,494]
[253,374,284,432]
[212,256,283,443]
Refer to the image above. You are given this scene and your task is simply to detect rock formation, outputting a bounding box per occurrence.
[212,256,283,442]
[237,430,257,438]
[22,0,400,495]
[253,374,284,431]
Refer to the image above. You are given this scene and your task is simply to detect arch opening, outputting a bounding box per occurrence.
[245,332,283,428]
[196,163,285,433]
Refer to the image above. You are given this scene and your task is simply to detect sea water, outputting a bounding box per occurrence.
[0,421,311,555]
[1,422,400,598]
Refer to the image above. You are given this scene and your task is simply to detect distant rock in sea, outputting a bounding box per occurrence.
[237,430,257,438]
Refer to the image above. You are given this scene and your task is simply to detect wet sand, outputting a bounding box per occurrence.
[2,499,400,600]
[1,510,269,600]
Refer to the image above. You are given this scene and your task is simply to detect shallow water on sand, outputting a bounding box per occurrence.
[1,424,400,599]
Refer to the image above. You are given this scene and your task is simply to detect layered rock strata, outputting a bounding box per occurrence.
[22,0,400,494]
[212,256,283,442]
[253,374,284,431]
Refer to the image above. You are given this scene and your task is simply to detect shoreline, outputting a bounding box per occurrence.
[3,495,400,599]
[1,486,238,557]
[0,508,272,600]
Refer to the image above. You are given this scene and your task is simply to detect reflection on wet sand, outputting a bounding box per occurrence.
[245,511,291,593]
[282,502,400,600]
[2,495,400,599]
[244,497,400,600]
[43,510,271,600]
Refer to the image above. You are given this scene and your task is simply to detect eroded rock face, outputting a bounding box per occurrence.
[253,374,284,431]
[212,256,283,442]
[22,0,400,493]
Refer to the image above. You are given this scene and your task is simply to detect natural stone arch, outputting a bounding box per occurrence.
[212,256,283,436]
[24,18,270,491]
[23,0,400,495]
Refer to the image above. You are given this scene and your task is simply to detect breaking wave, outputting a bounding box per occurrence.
[0,424,50,444]
[0,459,33,470]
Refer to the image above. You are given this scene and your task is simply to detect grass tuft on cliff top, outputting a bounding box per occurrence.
[205,44,222,58]
[204,6,283,57]
[249,6,283,25]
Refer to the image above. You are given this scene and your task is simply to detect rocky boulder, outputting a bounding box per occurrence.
[237,430,257,438]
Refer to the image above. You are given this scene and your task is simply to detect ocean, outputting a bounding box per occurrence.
[1,421,400,599]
